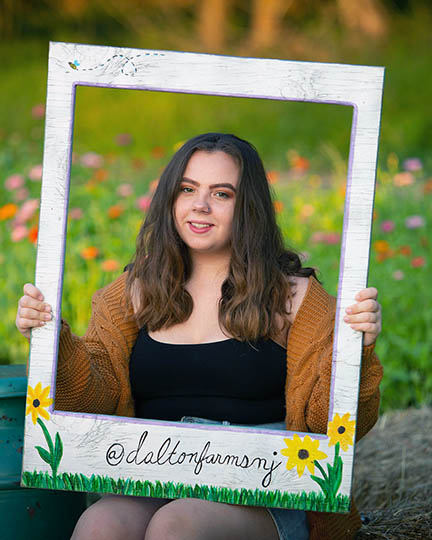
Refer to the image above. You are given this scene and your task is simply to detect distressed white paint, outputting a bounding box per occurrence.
[22,42,384,511]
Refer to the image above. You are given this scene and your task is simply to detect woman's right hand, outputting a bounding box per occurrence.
[16,284,52,341]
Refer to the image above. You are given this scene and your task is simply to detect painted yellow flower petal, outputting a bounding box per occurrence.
[327,412,356,451]
[280,434,328,478]
[38,406,50,421]
[25,382,53,425]
[40,385,51,401]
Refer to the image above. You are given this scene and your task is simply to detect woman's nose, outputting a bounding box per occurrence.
[192,194,210,213]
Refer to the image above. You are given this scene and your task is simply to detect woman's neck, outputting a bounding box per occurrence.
[187,251,231,289]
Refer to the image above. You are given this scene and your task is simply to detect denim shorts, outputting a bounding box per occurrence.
[180,416,310,540]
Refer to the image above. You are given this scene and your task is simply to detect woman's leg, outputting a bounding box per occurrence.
[70,495,170,540]
[145,498,280,540]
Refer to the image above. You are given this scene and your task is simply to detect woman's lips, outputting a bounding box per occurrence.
[188,222,214,234]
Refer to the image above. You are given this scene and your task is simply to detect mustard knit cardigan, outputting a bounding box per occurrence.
[55,272,383,540]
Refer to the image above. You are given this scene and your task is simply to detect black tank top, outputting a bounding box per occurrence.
[129,328,287,424]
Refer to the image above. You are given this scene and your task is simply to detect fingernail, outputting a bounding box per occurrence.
[343,316,349,322]
[44,305,51,312]
[346,307,352,314]
[44,314,51,321]
[38,295,44,301]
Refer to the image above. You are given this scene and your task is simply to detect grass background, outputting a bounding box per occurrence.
[1,3,431,413]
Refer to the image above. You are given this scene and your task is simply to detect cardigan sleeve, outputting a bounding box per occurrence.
[286,276,384,440]
[54,288,121,414]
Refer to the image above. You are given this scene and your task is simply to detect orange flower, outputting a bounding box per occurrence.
[291,155,309,172]
[273,200,284,213]
[93,168,109,182]
[132,158,145,170]
[0,203,18,220]
[423,178,432,194]
[101,259,120,272]
[28,225,38,244]
[398,245,412,256]
[149,179,159,193]
[373,210,378,222]
[267,170,279,184]
[108,205,124,219]
[373,240,390,253]
[300,204,315,219]
[376,252,394,263]
[81,246,99,260]
[151,146,165,159]
[393,172,414,187]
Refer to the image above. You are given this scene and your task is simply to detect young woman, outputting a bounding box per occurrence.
[16,133,383,540]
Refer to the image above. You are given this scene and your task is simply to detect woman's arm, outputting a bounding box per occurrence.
[286,277,383,439]
[54,290,121,414]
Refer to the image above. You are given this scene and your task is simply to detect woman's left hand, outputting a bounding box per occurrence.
[344,287,382,346]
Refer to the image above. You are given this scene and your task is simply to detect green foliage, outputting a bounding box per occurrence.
[21,470,351,512]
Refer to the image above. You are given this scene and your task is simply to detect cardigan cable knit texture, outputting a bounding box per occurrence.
[55,272,383,540]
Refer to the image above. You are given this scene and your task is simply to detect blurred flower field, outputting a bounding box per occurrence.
[0,107,430,414]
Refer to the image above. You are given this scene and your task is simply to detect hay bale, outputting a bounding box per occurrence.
[353,407,432,539]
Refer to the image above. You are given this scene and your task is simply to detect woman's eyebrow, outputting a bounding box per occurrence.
[182,177,237,192]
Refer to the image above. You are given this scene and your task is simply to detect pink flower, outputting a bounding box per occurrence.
[117,183,134,197]
[5,174,24,190]
[137,195,152,212]
[31,104,45,119]
[69,207,83,220]
[115,133,133,146]
[392,270,404,281]
[80,152,104,168]
[14,199,39,224]
[402,158,422,172]
[14,188,30,201]
[380,220,395,233]
[28,164,43,181]
[411,256,426,268]
[405,215,425,229]
[311,231,341,245]
[11,225,28,242]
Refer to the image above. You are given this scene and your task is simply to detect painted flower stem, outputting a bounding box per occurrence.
[35,417,63,478]
[310,442,343,504]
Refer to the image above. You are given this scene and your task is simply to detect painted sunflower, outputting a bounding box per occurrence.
[26,382,53,425]
[327,412,356,451]
[280,434,327,477]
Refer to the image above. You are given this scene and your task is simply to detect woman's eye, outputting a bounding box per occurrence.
[214,191,230,199]
[180,186,194,193]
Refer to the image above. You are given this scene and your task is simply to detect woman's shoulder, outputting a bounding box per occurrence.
[91,271,129,308]
[286,275,312,324]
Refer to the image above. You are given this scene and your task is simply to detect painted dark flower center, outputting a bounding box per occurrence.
[33,399,40,408]
[298,449,309,460]
[338,426,346,434]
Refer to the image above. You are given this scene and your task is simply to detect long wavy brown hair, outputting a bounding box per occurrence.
[125,133,317,341]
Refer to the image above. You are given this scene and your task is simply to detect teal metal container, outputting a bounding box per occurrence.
[0,365,87,539]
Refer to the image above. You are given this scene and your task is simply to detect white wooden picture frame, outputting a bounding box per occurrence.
[22,42,384,513]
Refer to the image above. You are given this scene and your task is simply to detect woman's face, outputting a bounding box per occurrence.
[173,150,239,258]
